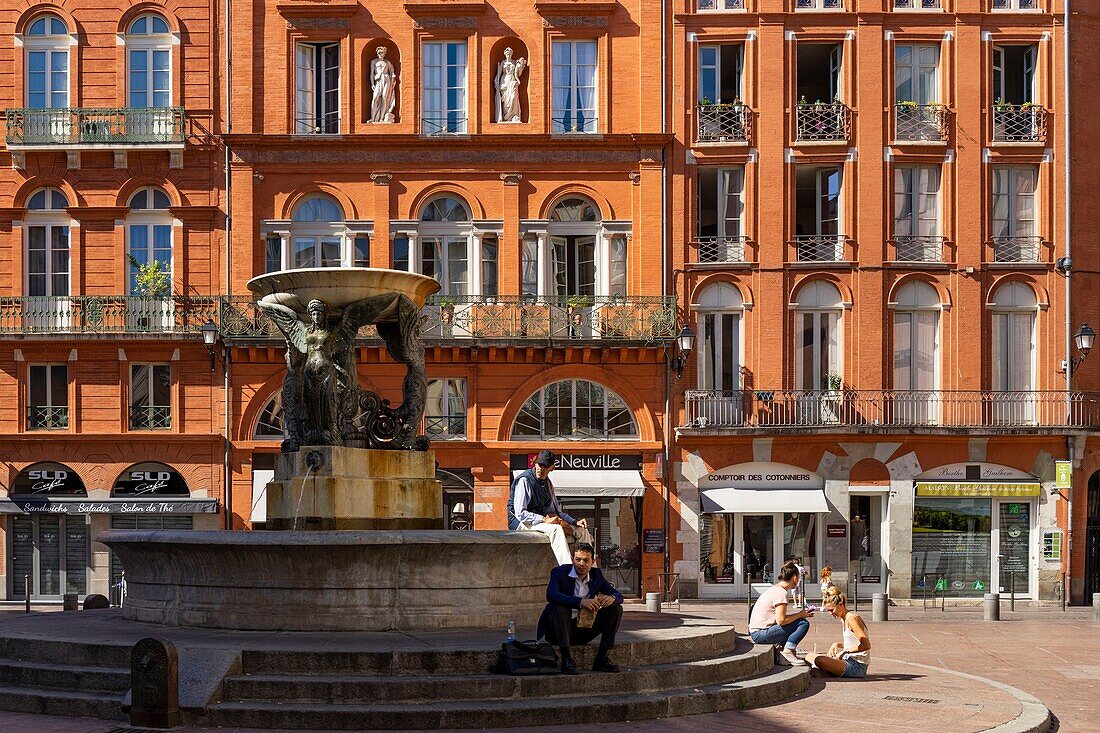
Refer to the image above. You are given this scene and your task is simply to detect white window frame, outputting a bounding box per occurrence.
[129,362,172,430]
[990,285,1037,393]
[695,284,743,392]
[895,43,939,105]
[125,15,173,109]
[295,42,340,134]
[425,378,467,439]
[992,166,1038,238]
[126,190,174,297]
[815,167,842,236]
[893,166,941,237]
[992,0,1040,12]
[28,363,68,409]
[24,190,71,300]
[891,283,941,392]
[421,40,468,135]
[24,15,70,109]
[698,44,743,104]
[793,283,844,391]
[551,40,598,133]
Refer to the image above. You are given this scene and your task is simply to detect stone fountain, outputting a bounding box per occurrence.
[100,268,555,632]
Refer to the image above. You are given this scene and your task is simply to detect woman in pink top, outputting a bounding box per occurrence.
[747,561,813,666]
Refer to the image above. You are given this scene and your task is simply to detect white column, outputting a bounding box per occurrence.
[597,229,613,297]
[279,233,291,271]
[408,231,420,274]
[468,231,483,296]
[536,232,548,298]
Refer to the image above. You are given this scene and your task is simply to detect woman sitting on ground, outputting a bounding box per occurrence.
[747,560,813,667]
[806,588,871,678]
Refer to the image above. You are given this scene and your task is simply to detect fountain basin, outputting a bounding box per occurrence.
[100,529,557,631]
[247,267,440,311]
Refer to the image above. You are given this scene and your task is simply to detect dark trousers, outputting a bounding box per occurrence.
[544,603,623,661]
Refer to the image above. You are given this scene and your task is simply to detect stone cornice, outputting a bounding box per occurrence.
[534,1,618,16]
[0,207,26,223]
[276,2,359,18]
[403,1,488,16]
[66,206,128,221]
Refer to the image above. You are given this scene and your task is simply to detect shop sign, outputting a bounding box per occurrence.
[112,462,189,497]
[699,462,824,490]
[510,453,642,471]
[643,528,665,554]
[11,462,86,496]
[915,463,1035,482]
[826,524,847,538]
[3,498,217,514]
[860,575,881,584]
[916,482,1040,497]
[1054,461,1072,490]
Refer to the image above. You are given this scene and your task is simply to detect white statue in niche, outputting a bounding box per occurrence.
[370,46,397,123]
[494,47,527,123]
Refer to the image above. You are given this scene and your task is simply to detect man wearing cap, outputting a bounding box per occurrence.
[509,449,592,566]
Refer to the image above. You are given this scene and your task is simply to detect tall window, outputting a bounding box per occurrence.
[130,363,171,430]
[266,196,368,271]
[698,167,744,240]
[126,14,171,108]
[25,14,69,109]
[893,282,939,391]
[521,197,625,299]
[793,282,843,390]
[698,44,742,104]
[28,364,68,430]
[511,379,638,440]
[296,42,340,134]
[422,41,467,135]
[254,394,283,440]
[25,187,71,305]
[992,167,1037,238]
[992,45,1036,105]
[127,187,173,296]
[697,283,742,392]
[990,282,1036,392]
[895,44,938,104]
[894,166,941,260]
[425,378,467,439]
[551,40,597,133]
[394,196,498,298]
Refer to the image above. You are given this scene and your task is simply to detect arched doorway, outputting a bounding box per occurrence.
[8,462,89,599]
[1086,472,1100,600]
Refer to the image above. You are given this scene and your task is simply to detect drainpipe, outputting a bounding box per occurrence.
[660,0,672,579]
[222,0,234,530]
[1061,0,1073,596]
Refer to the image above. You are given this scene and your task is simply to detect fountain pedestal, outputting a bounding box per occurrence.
[266,447,443,531]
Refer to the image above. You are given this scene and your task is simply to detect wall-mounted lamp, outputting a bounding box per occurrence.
[200,320,220,373]
[671,325,696,380]
[1060,323,1095,376]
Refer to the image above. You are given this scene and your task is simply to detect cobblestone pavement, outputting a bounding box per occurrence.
[0,602,1094,733]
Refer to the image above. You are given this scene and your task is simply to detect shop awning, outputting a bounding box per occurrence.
[511,470,645,497]
[700,488,829,514]
[0,497,219,515]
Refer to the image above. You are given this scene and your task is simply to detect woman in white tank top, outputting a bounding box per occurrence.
[805,588,871,678]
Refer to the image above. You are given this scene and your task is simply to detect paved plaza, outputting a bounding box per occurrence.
[0,602,1094,733]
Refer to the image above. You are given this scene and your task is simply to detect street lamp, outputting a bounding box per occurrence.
[200,320,220,373]
[672,324,696,380]
[1061,323,1095,376]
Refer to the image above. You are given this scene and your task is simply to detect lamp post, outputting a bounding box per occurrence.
[672,325,696,380]
[200,320,220,373]
[1060,323,1095,377]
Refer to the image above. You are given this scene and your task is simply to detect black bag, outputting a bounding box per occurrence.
[492,639,559,675]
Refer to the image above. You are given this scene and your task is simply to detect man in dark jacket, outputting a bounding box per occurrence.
[536,542,624,674]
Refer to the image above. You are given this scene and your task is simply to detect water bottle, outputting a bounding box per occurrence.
[507,619,516,642]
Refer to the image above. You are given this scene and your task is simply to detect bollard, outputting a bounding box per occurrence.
[1093,593,1100,622]
[645,591,661,614]
[24,575,30,614]
[62,593,78,612]
[872,592,889,622]
[984,593,1000,621]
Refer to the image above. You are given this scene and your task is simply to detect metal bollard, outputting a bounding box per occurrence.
[1093,593,1100,622]
[645,591,662,614]
[872,593,889,622]
[984,593,1000,621]
[24,575,30,614]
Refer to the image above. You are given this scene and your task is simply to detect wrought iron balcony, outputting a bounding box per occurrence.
[682,390,1100,431]
[697,0,745,8]
[421,116,468,136]
[697,104,751,143]
[551,116,598,134]
[992,106,1047,143]
[129,405,172,431]
[894,0,941,8]
[894,104,949,142]
[27,406,69,430]
[424,415,467,441]
[692,236,747,264]
[795,102,851,142]
[991,236,1042,263]
[794,235,845,262]
[5,107,185,147]
[0,296,220,335]
[891,235,945,262]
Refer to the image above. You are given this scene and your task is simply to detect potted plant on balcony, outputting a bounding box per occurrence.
[821,372,843,424]
[565,294,594,339]
[128,256,172,331]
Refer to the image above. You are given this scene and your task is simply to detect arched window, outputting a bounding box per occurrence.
[126,187,173,306]
[522,195,626,301]
[793,282,843,390]
[24,187,72,328]
[892,283,940,423]
[126,14,171,109]
[254,394,284,439]
[990,282,1037,394]
[25,14,69,110]
[696,283,743,392]
[550,197,599,222]
[265,195,369,272]
[393,194,498,301]
[511,379,638,441]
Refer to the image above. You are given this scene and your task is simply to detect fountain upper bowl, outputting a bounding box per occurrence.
[247,268,441,310]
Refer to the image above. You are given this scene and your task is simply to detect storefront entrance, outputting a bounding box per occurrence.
[1083,472,1100,601]
[559,497,641,596]
[849,492,889,594]
[700,512,820,597]
[8,515,88,600]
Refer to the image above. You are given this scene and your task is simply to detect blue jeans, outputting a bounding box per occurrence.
[842,657,868,678]
[749,618,810,650]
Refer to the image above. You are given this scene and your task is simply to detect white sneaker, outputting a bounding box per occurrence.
[780,649,809,667]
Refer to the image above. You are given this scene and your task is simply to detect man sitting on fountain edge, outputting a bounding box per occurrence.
[508,449,593,565]
[537,542,624,674]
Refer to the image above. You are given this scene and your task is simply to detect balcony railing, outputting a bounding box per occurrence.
[794,235,845,262]
[693,236,747,264]
[697,104,751,143]
[424,415,467,440]
[891,235,945,262]
[551,116,598,134]
[5,107,186,146]
[796,0,843,8]
[992,106,1047,143]
[129,405,172,431]
[0,296,220,334]
[698,0,745,8]
[991,236,1042,263]
[796,102,851,142]
[894,104,949,142]
[894,0,941,8]
[27,406,69,430]
[421,116,468,136]
[683,390,1100,430]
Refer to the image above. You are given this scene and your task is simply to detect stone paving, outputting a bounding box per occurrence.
[0,602,1094,733]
